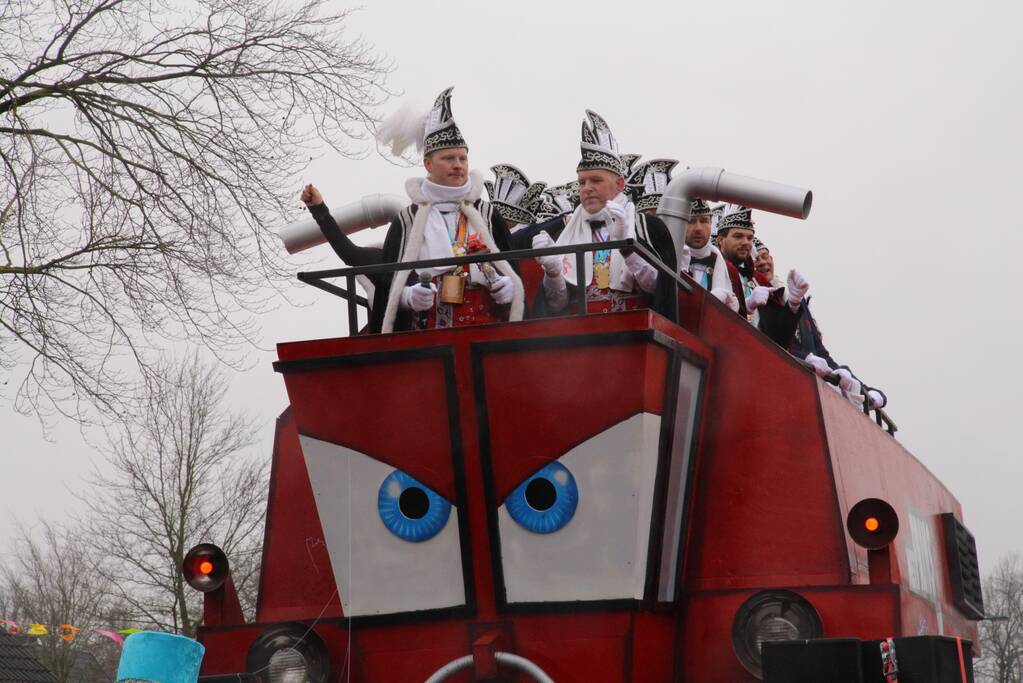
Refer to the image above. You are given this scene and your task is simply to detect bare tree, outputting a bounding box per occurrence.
[0,521,118,682]
[0,0,389,424]
[83,352,267,636]
[977,553,1023,683]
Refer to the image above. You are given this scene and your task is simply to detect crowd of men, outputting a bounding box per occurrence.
[299,87,886,411]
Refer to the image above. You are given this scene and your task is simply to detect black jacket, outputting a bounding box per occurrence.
[308,200,511,333]
[515,212,678,323]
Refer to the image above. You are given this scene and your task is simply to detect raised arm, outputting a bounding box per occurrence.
[301,184,385,267]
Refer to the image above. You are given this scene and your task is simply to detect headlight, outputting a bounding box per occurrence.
[270,648,308,683]
[731,589,823,679]
[846,498,899,549]
[246,623,330,683]
[182,543,229,593]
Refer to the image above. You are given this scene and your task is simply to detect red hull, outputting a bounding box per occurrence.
[196,283,979,682]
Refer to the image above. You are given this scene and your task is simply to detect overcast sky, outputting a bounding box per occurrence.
[3,1,1021,574]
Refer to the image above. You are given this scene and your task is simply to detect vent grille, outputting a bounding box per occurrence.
[940,513,984,620]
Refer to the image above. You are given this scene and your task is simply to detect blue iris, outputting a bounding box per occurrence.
[377,470,452,542]
[505,461,578,534]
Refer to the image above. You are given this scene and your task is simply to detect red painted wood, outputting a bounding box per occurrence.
[254,410,341,623]
[278,357,457,500]
[479,341,667,501]
[683,297,849,591]
[193,305,979,681]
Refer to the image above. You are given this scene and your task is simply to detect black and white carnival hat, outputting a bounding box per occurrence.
[717,205,755,234]
[620,154,642,203]
[423,87,468,156]
[485,165,546,225]
[530,181,580,221]
[620,154,641,178]
[530,193,560,221]
[710,203,726,237]
[690,199,712,217]
[626,158,678,212]
[549,181,580,214]
[577,110,623,176]
[375,86,469,159]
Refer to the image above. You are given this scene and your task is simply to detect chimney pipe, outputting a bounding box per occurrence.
[656,167,813,267]
[279,193,406,254]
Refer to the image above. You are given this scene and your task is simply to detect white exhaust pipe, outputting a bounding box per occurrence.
[279,193,406,254]
[657,167,813,266]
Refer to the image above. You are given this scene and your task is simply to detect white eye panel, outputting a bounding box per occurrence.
[498,412,662,603]
[299,435,465,617]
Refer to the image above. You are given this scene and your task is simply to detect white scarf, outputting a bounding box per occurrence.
[555,192,637,291]
[380,170,524,333]
[685,240,733,293]
[418,177,478,279]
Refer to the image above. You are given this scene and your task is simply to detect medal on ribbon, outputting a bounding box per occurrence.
[440,213,470,305]
[592,227,612,290]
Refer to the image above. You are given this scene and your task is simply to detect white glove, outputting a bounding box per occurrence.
[804,353,832,377]
[625,253,657,293]
[867,389,887,410]
[400,283,436,312]
[489,274,514,305]
[710,287,740,313]
[679,245,692,273]
[532,232,563,277]
[605,202,629,240]
[786,269,810,311]
[833,367,858,393]
[845,386,865,407]
[745,285,771,312]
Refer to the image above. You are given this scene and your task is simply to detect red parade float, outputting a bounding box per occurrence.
[184,169,982,682]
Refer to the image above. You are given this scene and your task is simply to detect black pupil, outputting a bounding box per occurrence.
[399,487,430,520]
[525,478,557,511]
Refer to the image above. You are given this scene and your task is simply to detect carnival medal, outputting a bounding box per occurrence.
[594,261,611,289]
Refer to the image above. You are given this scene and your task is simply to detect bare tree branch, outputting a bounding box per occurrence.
[81,352,267,635]
[0,0,391,425]
[0,521,120,681]
[977,554,1023,683]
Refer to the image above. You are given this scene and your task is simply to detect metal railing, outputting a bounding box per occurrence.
[814,369,897,436]
[297,238,690,335]
[297,241,895,437]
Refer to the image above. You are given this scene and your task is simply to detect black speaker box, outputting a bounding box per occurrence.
[891,635,974,683]
[762,638,865,683]
[764,636,974,683]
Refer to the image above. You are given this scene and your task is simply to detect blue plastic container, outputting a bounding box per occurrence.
[116,631,205,683]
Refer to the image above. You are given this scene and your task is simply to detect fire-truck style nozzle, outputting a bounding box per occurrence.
[280,193,406,254]
[656,167,813,267]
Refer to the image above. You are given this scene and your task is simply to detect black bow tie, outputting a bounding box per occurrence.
[690,254,716,268]
[588,220,606,229]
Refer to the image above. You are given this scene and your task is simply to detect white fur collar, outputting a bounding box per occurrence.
[405,170,484,205]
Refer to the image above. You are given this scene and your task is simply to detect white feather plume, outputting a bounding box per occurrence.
[375,98,429,158]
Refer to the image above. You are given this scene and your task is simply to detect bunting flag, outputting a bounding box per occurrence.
[0,619,139,645]
[94,629,125,645]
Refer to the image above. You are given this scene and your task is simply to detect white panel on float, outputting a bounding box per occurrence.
[299,435,465,616]
[499,412,662,603]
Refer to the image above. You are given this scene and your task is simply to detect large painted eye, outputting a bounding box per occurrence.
[377,470,451,542]
[505,462,578,534]
[496,413,663,604]
[300,436,465,616]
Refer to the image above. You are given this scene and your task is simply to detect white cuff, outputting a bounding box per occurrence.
[625,253,658,294]
[399,285,413,311]
[543,273,569,312]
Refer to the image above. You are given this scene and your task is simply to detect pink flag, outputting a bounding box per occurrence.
[93,629,125,645]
